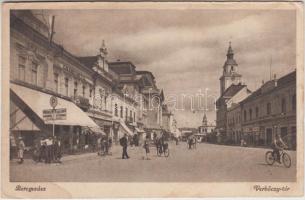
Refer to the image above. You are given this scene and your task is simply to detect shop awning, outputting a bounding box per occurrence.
[11,83,99,128]
[88,126,106,135]
[119,120,134,136]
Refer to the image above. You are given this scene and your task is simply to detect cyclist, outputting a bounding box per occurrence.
[271,132,288,163]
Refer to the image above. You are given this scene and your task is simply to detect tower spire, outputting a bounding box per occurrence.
[227,41,234,59]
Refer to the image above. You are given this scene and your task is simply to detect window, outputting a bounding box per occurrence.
[82,85,86,97]
[120,106,123,118]
[134,112,136,122]
[114,104,118,116]
[54,73,59,92]
[281,98,286,113]
[125,108,128,120]
[292,94,296,111]
[255,107,259,118]
[64,77,69,96]
[249,109,252,120]
[31,62,38,85]
[130,110,132,119]
[99,89,104,109]
[18,56,26,81]
[244,110,247,122]
[267,102,271,115]
[74,81,78,97]
[89,88,92,98]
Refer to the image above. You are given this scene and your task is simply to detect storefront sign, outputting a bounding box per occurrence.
[43,108,66,121]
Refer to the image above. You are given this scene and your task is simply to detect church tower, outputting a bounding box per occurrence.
[219,42,242,95]
[202,113,208,126]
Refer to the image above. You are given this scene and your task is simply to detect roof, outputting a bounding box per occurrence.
[78,56,97,68]
[222,83,246,98]
[277,70,296,87]
[241,70,296,104]
[136,71,155,79]
[225,59,238,66]
[108,62,136,75]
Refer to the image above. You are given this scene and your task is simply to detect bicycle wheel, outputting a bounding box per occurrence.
[164,148,170,157]
[282,153,291,168]
[265,151,275,165]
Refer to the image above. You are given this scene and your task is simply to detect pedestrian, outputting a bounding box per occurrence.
[100,136,107,156]
[143,135,150,160]
[17,136,25,164]
[45,136,53,163]
[53,136,62,163]
[108,137,112,155]
[120,134,129,159]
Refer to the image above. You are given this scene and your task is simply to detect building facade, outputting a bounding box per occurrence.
[10,10,101,153]
[240,72,296,149]
[9,10,169,153]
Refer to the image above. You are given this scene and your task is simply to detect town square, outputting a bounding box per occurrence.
[8,8,297,183]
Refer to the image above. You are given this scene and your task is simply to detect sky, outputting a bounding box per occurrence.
[36,9,296,128]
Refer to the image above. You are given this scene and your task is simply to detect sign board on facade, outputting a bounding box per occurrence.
[43,108,66,121]
[49,96,58,108]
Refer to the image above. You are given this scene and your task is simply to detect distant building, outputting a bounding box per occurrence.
[198,113,215,134]
[240,71,296,149]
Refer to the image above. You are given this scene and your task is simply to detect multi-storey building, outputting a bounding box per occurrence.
[136,71,165,138]
[10,11,101,153]
[240,71,296,149]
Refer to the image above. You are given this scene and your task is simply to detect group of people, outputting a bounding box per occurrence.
[14,135,62,165]
[32,136,62,164]
[118,132,169,160]
[97,135,112,156]
[187,135,197,149]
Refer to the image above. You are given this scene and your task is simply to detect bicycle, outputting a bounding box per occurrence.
[157,143,170,157]
[265,149,291,168]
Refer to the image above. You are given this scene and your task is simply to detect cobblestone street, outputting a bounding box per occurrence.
[10,142,296,182]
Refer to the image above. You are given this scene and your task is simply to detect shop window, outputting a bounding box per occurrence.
[281,98,286,113]
[31,62,38,85]
[267,102,271,115]
[18,56,26,81]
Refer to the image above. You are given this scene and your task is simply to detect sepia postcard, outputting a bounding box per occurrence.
[1,1,304,198]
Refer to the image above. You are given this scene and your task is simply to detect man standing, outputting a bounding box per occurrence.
[17,136,25,164]
[120,134,129,159]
